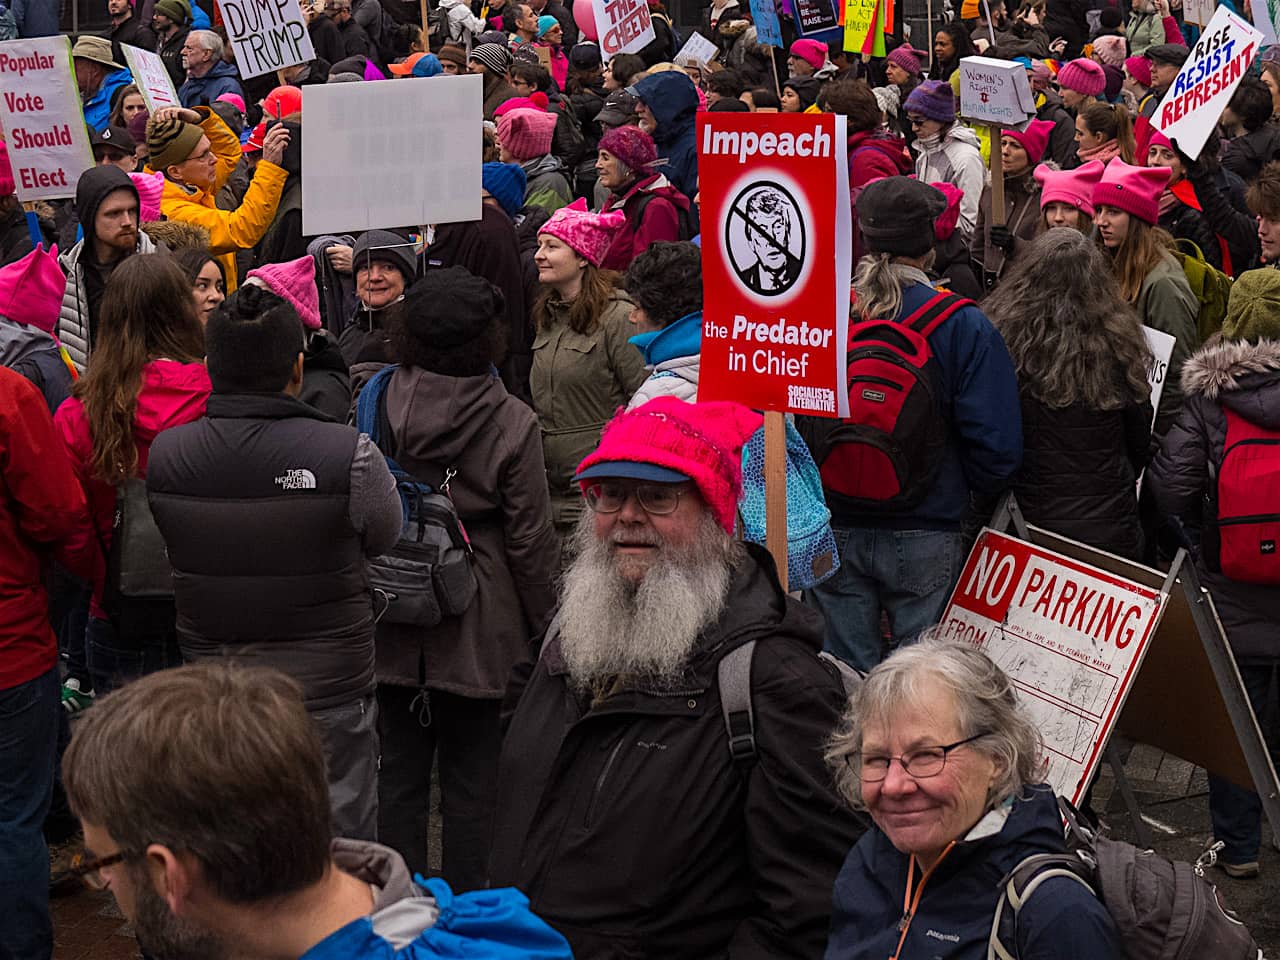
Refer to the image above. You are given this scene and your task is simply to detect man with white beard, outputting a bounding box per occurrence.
[488,396,865,959]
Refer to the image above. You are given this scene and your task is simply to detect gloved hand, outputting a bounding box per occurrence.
[990,224,1015,253]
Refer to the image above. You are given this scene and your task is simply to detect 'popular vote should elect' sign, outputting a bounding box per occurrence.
[218,0,315,79]
[0,36,94,201]
[937,529,1167,804]
[592,0,656,58]
[697,114,852,417]
[123,43,179,112]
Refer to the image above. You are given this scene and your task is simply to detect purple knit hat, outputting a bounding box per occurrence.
[538,198,626,267]
[1058,57,1106,96]
[887,44,924,77]
[903,80,956,123]
[598,124,657,173]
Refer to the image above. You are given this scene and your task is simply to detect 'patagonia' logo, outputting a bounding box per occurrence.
[275,469,317,490]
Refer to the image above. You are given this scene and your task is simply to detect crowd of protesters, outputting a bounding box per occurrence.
[2,0,1280,956]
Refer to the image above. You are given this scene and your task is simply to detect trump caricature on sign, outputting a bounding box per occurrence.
[730,185,804,297]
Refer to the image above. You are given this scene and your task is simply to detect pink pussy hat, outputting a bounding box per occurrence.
[129,170,165,222]
[789,39,828,72]
[0,244,64,334]
[574,396,764,534]
[538,198,626,267]
[245,256,321,330]
[1035,159,1105,216]
[1091,156,1170,226]
[1001,118,1056,164]
[215,92,246,114]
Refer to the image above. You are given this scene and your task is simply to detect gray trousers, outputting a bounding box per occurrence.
[311,693,379,841]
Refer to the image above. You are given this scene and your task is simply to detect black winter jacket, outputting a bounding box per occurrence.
[301,330,352,422]
[1013,389,1151,560]
[1043,0,1090,57]
[488,544,865,959]
[1148,335,1280,661]
[1221,124,1280,184]
[1160,200,1222,270]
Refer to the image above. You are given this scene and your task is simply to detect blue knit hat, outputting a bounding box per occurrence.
[537,14,559,37]
[482,162,527,218]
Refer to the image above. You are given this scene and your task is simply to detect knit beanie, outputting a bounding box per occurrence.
[570,42,602,70]
[470,42,514,75]
[887,44,924,77]
[147,110,205,172]
[574,396,763,535]
[1102,63,1124,101]
[784,75,821,110]
[215,92,246,114]
[494,93,550,116]
[129,171,165,222]
[856,176,948,256]
[789,39,827,72]
[478,29,510,47]
[0,243,63,334]
[1001,118,1055,164]
[497,106,557,161]
[482,161,528,218]
[154,0,188,24]
[127,107,150,150]
[246,256,321,330]
[0,142,13,197]
[1124,55,1152,88]
[352,229,417,282]
[930,181,963,241]
[400,267,504,351]
[1058,57,1106,96]
[437,43,467,70]
[538,198,626,267]
[1099,7,1123,29]
[1222,267,1280,342]
[537,14,558,37]
[1034,159,1104,215]
[873,84,901,118]
[1092,34,1127,67]
[903,79,956,123]
[1091,157,1170,226]
[598,123,657,173]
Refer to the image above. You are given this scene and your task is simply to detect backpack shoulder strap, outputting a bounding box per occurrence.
[988,853,1096,960]
[718,639,757,766]
[354,364,398,447]
[900,290,975,339]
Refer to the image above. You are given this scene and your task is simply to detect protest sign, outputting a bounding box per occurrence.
[1252,0,1280,45]
[592,0,655,58]
[697,113,852,418]
[958,56,1036,125]
[674,32,719,66]
[749,0,783,48]
[795,0,840,35]
[0,37,93,201]
[302,75,481,234]
[1184,0,1214,27]
[217,0,315,79]
[1154,4,1261,160]
[844,0,885,55]
[937,528,1167,804]
[122,43,180,112]
[1143,326,1176,428]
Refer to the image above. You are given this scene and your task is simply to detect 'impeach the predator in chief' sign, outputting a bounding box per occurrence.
[696,114,852,418]
[218,0,316,79]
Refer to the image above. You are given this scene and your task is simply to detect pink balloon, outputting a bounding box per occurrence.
[573,0,597,41]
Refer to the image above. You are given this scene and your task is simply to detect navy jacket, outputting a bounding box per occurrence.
[179,60,245,108]
[827,787,1122,960]
[631,72,698,202]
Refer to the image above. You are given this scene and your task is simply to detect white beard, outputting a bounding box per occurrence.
[558,512,740,690]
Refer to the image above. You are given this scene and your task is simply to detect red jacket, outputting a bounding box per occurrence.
[847,130,913,262]
[54,359,211,617]
[0,368,96,690]
[599,172,691,272]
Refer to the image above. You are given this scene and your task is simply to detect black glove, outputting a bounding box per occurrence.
[990,224,1014,253]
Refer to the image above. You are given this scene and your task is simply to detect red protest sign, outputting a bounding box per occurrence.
[696,113,852,417]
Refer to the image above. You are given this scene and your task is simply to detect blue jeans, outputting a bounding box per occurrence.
[0,668,59,960]
[805,527,968,672]
[1209,660,1279,865]
[86,616,183,695]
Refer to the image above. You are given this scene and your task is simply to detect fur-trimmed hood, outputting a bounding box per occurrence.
[141,219,211,252]
[1180,336,1280,430]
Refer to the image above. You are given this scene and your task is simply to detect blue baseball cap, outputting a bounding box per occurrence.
[574,461,690,483]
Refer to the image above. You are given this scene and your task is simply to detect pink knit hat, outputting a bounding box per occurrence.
[1147,127,1173,152]
[1124,55,1152,88]
[129,171,164,222]
[1091,157,1170,225]
[538,198,626,267]
[0,244,63,334]
[930,181,963,240]
[598,124,656,173]
[1034,159,1104,216]
[574,396,763,534]
[245,256,321,330]
[493,93,549,116]
[1092,35,1127,67]
[215,92,246,114]
[497,107,557,161]
[789,39,827,72]
[1001,118,1055,164]
[887,44,923,77]
[1057,57,1106,96]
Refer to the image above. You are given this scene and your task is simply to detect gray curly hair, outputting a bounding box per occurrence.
[825,635,1045,812]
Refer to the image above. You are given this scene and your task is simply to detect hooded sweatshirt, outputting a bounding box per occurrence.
[631,72,700,201]
[914,123,987,240]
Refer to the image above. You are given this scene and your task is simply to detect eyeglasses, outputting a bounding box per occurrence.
[583,480,687,516]
[61,849,136,891]
[908,116,928,127]
[854,732,990,782]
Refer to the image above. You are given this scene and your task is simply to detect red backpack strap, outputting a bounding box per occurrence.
[899,290,975,339]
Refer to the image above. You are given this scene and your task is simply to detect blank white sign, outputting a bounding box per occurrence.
[301,75,483,235]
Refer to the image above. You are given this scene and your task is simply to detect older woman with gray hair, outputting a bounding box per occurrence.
[823,638,1121,959]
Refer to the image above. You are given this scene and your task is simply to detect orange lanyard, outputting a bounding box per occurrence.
[889,842,956,960]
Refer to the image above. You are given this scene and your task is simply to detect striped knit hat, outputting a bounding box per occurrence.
[147,111,205,172]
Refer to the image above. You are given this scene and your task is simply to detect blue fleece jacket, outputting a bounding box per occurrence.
[179,60,245,108]
[628,310,701,365]
[829,281,1022,530]
[82,68,133,133]
[631,71,699,202]
[827,787,1122,960]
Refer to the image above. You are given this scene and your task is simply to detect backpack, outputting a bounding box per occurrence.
[355,365,478,628]
[796,290,971,513]
[630,189,696,242]
[718,639,862,765]
[103,478,177,637]
[1202,407,1280,584]
[1174,239,1232,343]
[988,796,1260,960]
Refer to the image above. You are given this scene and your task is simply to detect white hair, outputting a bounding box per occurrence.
[189,29,224,58]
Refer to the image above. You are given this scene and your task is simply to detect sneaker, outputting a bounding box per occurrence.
[60,678,94,714]
[1221,860,1261,879]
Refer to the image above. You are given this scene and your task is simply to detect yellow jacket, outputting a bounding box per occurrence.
[155,107,287,292]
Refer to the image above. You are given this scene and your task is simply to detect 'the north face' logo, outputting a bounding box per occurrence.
[274,468,317,490]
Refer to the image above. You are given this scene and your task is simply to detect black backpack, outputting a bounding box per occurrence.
[797,291,970,513]
[989,797,1261,960]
